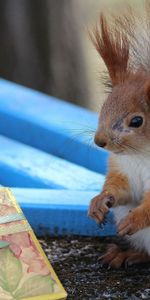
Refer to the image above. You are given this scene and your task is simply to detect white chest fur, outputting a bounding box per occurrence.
[114,153,150,203]
[111,153,150,255]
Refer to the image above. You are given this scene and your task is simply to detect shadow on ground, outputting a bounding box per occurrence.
[40,237,150,300]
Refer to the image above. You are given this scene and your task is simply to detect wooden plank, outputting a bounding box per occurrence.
[0,79,108,174]
[0,135,104,189]
[12,188,116,237]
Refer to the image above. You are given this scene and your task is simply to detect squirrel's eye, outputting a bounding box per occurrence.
[129,116,143,128]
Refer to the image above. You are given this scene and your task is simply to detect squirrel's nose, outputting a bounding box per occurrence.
[98,140,107,148]
[94,135,107,148]
[97,140,107,148]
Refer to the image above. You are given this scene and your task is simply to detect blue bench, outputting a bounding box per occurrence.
[0,79,116,236]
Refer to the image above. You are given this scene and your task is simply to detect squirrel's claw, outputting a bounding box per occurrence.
[88,194,113,224]
[118,209,141,236]
[103,217,107,225]
[99,223,104,230]
[118,221,132,236]
[117,212,132,236]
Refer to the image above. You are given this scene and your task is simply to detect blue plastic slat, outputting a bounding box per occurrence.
[0,135,104,189]
[12,188,116,237]
[0,79,108,174]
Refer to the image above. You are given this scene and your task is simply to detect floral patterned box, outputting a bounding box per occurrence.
[0,188,67,300]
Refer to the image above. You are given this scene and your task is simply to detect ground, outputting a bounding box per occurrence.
[40,236,150,300]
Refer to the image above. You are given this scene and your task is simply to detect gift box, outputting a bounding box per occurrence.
[0,188,67,300]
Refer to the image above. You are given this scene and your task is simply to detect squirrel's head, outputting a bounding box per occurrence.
[95,74,150,154]
[91,12,150,155]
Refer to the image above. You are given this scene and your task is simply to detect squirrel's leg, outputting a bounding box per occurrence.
[125,251,150,267]
[99,244,150,268]
[88,157,130,223]
[118,190,150,236]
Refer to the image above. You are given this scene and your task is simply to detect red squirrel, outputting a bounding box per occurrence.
[88,3,150,268]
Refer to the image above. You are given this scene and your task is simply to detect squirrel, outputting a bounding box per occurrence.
[88,2,150,268]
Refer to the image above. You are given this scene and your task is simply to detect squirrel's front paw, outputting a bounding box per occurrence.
[118,208,143,236]
[88,193,115,223]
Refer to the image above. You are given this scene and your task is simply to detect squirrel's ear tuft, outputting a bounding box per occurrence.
[89,14,131,87]
[144,80,150,103]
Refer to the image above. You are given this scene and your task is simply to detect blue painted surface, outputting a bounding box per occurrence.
[0,79,108,174]
[0,79,113,237]
[0,135,104,190]
[12,188,116,236]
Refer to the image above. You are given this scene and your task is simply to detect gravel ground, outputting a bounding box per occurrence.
[40,237,150,300]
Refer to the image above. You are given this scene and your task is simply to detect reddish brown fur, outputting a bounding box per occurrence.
[90,15,131,86]
[89,1,150,267]
[90,4,150,89]
[103,171,130,205]
[89,1,150,268]
[103,156,130,205]
[122,190,150,234]
[99,244,150,268]
[88,156,130,223]
[94,72,150,153]
[118,191,150,236]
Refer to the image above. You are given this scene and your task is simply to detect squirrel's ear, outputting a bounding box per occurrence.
[90,14,131,86]
[144,80,150,104]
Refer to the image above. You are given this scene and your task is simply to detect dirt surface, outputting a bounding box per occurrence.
[40,237,150,300]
